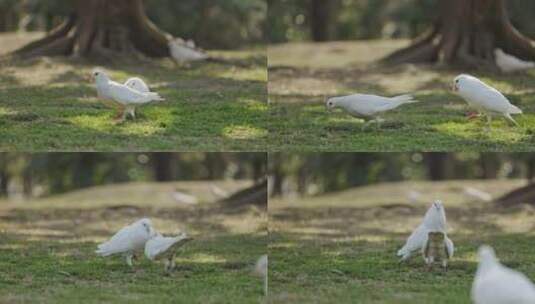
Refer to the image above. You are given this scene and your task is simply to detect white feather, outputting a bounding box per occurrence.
[168,38,208,63]
[397,200,453,261]
[144,232,192,260]
[495,49,535,73]
[472,245,535,304]
[326,94,418,119]
[94,71,164,106]
[96,218,155,257]
[453,74,522,125]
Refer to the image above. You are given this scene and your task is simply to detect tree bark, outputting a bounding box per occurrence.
[153,153,177,182]
[221,179,267,210]
[382,0,535,68]
[496,183,535,207]
[310,0,334,42]
[11,0,171,59]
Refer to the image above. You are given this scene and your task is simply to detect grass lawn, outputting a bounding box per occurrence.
[0,33,268,151]
[0,181,267,303]
[268,40,535,151]
[269,179,535,303]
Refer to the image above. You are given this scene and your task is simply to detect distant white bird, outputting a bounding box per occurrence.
[397,200,454,262]
[452,74,522,128]
[96,218,156,266]
[254,255,268,296]
[463,187,492,202]
[495,48,535,73]
[145,231,193,273]
[472,245,535,304]
[172,190,198,205]
[168,38,209,63]
[93,70,164,121]
[210,185,229,199]
[326,94,418,128]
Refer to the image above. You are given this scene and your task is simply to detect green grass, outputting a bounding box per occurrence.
[0,34,267,151]
[269,180,535,303]
[268,40,535,151]
[0,181,267,303]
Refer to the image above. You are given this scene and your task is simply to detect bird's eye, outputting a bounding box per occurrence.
[455,80,459,84]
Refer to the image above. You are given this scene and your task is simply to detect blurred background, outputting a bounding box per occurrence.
[0,153,266,203]
[0,0,266,49]
[268,0,535,43]
[270,153,535,200]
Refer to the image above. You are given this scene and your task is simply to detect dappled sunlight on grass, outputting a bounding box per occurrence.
[270,40,535,151]
[223,125,268,140]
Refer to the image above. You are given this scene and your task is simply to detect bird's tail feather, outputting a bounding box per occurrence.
[391,94,418,104]
[509,104,522,114]
[148,92,165,102]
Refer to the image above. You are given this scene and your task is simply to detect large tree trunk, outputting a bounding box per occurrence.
[310,0,335,42]
[382,0,535,68]
[11,0,171,59]
[496,183,535,207]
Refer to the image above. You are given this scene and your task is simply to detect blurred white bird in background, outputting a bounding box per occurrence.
[93,70,164,121]
[472,245,535,304]
[254,255,268,296]
[325,94,418,128]
[495,49,535,73]
[145,231,193,273]
[397,200,454,262]
[168,38,209,64]
[452,74,522,129]
[96,218,156,266]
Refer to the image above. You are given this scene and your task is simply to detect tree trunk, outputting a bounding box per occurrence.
[11,0,171,59]
[425,153,450,181]
[310,0,334,42]
[496,183,535,207]
[153,153,176,182]
[382,0,535,68]
[221,179,267,210]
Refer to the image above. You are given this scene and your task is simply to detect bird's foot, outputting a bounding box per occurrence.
[466,112,481,120]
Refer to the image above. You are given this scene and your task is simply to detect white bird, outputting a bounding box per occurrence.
[397,200,454,262]
[472,245,535,304]
[254,255,268,296]
[168,38,209,63]
[145,231,193,273]
[463,187,492,202]
[93,70,164,121]
[495,48,535,73]
[325,94,418,128]
[452,74,522,128]
[96,218,156,266]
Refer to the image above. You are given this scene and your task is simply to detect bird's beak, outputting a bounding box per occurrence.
[451,83,458,92]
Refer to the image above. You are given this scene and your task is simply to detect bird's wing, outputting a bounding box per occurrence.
[124,78,150,93]
[343,94,392,116]
[96,225,135,256]
[108,81,153,104]
[145,236,181,259]
[398,224,427,257]
[462,81,516,114]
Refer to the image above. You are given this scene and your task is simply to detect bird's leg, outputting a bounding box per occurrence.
[164,259,171,273]
[361,120,372,131]
[114,105,126,120]
[169,253,176,271]
[504,113,519,127]
[442,260,448,272]
[264,275,268,296]
[485,115,492,132]
[126,253,134,267]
